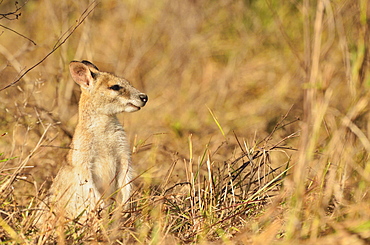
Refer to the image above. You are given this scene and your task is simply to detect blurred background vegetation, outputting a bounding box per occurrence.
[0,0,369,244]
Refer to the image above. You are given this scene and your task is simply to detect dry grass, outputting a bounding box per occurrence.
[0,0,369,244]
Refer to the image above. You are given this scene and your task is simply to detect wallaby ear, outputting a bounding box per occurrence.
[69,61,96,88]
[81,60,99,71]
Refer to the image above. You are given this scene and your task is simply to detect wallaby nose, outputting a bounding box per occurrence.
[139,94,148,103]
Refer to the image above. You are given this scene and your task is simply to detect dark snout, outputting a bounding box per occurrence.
[139,93,148,106]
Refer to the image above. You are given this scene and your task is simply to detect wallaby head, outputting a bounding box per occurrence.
[69,60,148,114]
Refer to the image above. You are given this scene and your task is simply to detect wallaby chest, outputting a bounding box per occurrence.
[89,119,130,193]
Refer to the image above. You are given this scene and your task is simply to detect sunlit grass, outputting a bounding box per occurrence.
[1,0,369,244]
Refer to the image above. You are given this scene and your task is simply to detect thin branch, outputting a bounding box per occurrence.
[0,1,98,92]
[0,24,36,45]
[0,1,35,44]
[0,0,27,20]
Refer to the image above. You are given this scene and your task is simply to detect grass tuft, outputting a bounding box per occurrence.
[0,0,369,243]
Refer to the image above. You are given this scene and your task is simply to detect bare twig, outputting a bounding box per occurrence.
[0,0,27,20]
[0,1,35,44]
[0,1,98,92]
[0,24,36,45]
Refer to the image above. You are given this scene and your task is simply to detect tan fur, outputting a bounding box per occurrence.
[46,60,147,219]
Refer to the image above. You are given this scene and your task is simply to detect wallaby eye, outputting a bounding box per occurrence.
[109,85,121,91]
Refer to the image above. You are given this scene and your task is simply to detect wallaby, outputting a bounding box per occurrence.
[42,60,147,221]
